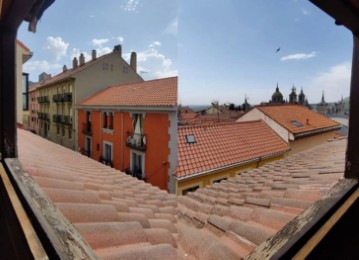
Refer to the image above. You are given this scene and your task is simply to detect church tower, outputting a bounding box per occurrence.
[289,86,297,104]
[271,83,284,104]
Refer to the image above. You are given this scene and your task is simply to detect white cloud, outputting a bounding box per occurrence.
[308,62,351,102]
[124,47,177,79]
[96,47,112,56]
[92,38,109,47]
[302,9,309,15]
[44,36,69,61]
[23,60,62,78]
[70,48,91,62]
[281,51,317,61]
[165,17,178,36]
[117,36,124,44]
[148,41,161,48]
[89,14,95,18]
[122,0,140,12]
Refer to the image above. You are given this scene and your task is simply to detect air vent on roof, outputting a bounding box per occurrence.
[291,120,303,127]
[186,134,196,144]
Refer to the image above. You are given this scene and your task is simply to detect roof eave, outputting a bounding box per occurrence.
[293,125,342,139]
[174,149,289,181]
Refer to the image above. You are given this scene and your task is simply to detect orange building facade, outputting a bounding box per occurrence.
[77,77,178,192]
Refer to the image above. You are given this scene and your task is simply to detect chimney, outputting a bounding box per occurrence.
[130,52,137,72]
[63,65,67,72]
[73,57,78,68]
[38,72,51,81]
[92,49,97,60]
[79,53,85,66]
[113,45,122,56]
[306,119,309,125]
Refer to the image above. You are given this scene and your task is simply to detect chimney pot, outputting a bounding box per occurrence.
[92,49,97,60]
[306,119,309,125]
[113,45,122,56]
[73,57,78,68]
[79,53,85,66]
[63,65,67,72]
[130,52,137,72]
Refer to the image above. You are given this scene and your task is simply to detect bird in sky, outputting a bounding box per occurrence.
[276,47,281,52]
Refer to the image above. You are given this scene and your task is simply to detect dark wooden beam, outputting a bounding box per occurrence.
[0,0,37,159]
[346,36,359,178]
[309,0,359,36]
[0,28,17,158]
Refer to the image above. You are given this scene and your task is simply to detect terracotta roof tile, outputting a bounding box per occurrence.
[79,76,177,107]
[255,104,340,135]
[17,129,346,259]
[175,120,289,178]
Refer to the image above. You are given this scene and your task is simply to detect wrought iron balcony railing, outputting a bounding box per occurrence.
[126,132,147,151]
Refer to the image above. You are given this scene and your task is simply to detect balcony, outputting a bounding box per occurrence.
[64,92,72,102]
[61,115,72,125]
[38,112,49,121]
[124,168,146,181]
[52,114,61,123]
[53,93,72,103]
[37,96,50,103]
[99,156,112,167]
[82,122,92,136]
[80,148,92,158]
[126,132,147,151]
[52,94,63,103]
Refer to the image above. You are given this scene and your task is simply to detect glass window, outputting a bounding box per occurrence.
[103,112,108,128]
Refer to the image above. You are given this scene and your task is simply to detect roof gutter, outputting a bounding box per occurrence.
[293,125,341,139]
[175,149,289,181]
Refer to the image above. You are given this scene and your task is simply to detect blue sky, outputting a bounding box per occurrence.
[19,0,352,105]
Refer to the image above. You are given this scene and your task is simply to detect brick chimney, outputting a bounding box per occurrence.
[79,53,85,66]
[92,49,97,60]
[113,45,122,56]
[73,57,78,68]
[130,52,137,72]
[63,65,67,72]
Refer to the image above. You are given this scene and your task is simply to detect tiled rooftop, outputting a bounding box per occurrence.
[79,76,178,107]
[18,129,346,259]
[256,104,340,134]
[175,120,290,178]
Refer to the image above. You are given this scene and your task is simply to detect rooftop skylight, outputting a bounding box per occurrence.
[186,134,196,144]
[291,120,303,127]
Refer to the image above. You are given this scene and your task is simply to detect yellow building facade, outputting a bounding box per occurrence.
[34,46,143,150]
[176,154,286,195]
